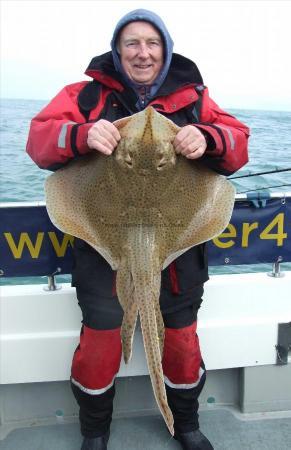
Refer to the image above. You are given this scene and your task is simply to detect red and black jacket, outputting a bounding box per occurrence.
[26,52,250,302]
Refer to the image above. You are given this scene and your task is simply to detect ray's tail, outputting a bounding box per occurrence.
[128,226,174,435]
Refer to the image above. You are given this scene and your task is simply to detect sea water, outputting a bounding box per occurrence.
[0,98,290,283]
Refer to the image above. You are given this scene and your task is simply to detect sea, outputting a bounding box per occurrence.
[0,98,291,284]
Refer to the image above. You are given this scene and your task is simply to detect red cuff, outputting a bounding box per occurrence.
[194,124,223,155]
[75,123,94,155]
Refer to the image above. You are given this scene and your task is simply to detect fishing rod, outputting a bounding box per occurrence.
[238,183,291,194]
[228,167,291,180]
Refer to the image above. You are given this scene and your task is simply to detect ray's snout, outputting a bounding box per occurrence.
[114,107,178,174]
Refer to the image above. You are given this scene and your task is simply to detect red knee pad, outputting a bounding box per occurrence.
[71,325,122,391]
[162,322,202,385]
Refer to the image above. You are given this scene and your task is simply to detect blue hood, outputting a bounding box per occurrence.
[110,9,174,104]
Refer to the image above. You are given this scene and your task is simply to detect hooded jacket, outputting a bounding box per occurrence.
[26,8,249,175]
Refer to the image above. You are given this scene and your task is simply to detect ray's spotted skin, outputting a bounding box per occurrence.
[45,107,235,435]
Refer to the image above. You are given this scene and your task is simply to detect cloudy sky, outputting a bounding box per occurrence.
[1,0,291,111]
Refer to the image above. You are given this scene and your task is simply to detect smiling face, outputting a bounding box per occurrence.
[118,21,164,85]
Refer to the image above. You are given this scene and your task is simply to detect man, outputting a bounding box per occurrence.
[27,9,249,450]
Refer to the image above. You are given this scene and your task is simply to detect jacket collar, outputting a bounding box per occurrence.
[85,51,203,96]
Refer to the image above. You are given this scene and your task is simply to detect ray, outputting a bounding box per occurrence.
[45,107,235,435]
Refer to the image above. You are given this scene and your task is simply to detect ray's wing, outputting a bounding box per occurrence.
[154,158,236,269]
[45,153,126,269]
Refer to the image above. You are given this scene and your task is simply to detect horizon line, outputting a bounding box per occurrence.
[1,96,291,114]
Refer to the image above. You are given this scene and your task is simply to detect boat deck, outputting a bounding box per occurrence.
[1,408,291,450]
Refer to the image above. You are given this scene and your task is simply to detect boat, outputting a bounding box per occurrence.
[0,192,291,449]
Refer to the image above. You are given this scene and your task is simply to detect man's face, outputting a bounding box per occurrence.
[118,21,164,85]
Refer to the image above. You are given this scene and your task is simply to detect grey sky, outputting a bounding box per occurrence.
[1,0,291,111]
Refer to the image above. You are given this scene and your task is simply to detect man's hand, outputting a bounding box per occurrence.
[87,119,121,155]
[173,125,207,159]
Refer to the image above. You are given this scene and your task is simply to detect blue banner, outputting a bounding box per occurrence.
[0,205,74,277]
[208,196,290,265]
[0,196,290,277]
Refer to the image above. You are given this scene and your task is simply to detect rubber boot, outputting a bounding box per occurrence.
[81,430,110,450]
[174,429,214,450]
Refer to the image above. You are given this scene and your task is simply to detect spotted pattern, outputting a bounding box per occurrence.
[45,107,236,435]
